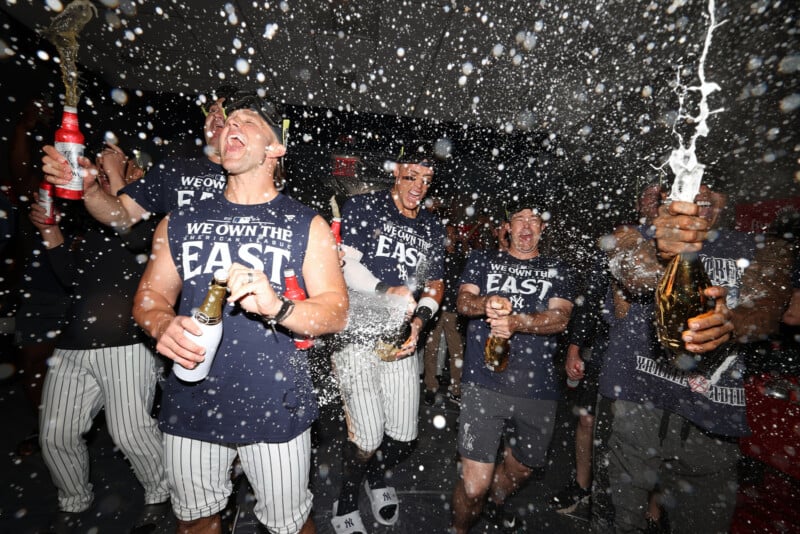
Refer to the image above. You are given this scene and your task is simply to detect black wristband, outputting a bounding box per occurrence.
[375,282,390,294]
[413,305,434,327]
[264,295,295,326]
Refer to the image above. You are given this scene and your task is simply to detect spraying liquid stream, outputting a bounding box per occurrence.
[664,0,725,202]
[41,0,97,107]
[655,0,728,373]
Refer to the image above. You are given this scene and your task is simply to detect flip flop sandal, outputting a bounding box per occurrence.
[331,500,368,534]
[363,479,400,526]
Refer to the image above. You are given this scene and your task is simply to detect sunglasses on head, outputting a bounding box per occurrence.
[400,175,432,187]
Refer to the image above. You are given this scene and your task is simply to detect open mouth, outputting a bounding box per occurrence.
[225,133,246,154]
[696,200,711,207]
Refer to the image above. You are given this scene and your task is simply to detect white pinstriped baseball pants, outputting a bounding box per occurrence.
[39,343,169,513]
[333,343,420,453]
[163,430,313,534]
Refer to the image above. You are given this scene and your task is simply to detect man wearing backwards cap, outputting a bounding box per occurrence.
[41,84,238,232]
[133,94,348,534]
[330,143,446,533]
[449,194,575,533]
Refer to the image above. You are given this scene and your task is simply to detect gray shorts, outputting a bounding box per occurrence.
[457,383,557,469]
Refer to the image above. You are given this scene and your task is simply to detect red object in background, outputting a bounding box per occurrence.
[740,373,800,480]
[731,373,800,533]
[731,466,800,534]
[53,106,85,200]
[283,269,314,350]
[330,217,342,245]
[332,155,360,177]
[735,196,800,234]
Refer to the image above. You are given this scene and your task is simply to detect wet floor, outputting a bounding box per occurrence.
[0,365,589,534]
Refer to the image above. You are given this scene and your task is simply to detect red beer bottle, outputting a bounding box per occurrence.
[54,106,85,199]
[330,217,342,246]
[284,269,314,349]
[38,180,56,224]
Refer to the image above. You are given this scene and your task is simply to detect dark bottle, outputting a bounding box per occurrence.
[484,336,510,372]
[284,269,314,350]
[655,252,712,370]
[54,106,85,200]
[375,320,412,362]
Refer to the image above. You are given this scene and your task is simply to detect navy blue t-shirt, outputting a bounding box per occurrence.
[160,193,319,444]
[341,190,445,296]
[600,228,756,437]
[121,156,225,215]
[460,249,575,400]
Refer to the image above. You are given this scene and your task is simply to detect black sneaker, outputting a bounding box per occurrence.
[129,501,175,534]
[549,479,591,514]
[483,501,526,533]
[424,389,437,406]
[41,511,83,534]
[562,494,591,522]
[447,391,461,406]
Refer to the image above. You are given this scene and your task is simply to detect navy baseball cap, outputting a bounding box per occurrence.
[504,192,550,221]
[226,92,286,144]
[395,141,436,168]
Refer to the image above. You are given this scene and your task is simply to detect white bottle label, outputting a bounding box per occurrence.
[173,318,223,382]
[54,141,85,194]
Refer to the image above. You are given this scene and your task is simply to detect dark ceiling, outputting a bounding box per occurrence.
[1,0,798,208]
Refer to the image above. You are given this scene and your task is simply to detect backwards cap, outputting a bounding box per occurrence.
[226,92,288,145]
[504,192,551,222]
[395,140,436,168]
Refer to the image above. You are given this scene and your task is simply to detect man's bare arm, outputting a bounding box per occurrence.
[606,225,663,295]
[42,144,147,231]
[731,237,793,342]
[507,298,574,336]
[132,217,204,370]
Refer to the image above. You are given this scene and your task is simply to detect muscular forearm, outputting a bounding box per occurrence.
[133,290,177,341]
[276,290,349,337]
[457,291,487,318]
[83,187,131,229]
[36,226,64,249]
[730,238,793,342]
[509,308,570,336]
[607,226,662,295]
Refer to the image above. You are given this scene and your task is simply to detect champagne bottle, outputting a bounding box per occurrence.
[484,336,510,372]
[54,106,85,200]
[375,319,412,362]
[174,269,228,382]
[284,269,314,350]
[655,252,712,370]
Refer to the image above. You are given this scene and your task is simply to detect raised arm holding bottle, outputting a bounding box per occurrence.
[593,181,792,533]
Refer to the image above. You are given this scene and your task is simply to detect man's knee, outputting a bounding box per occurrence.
[344,439,373,463]
[461,474,491,501]
[176,514,221,534]
[502,449,533,482]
